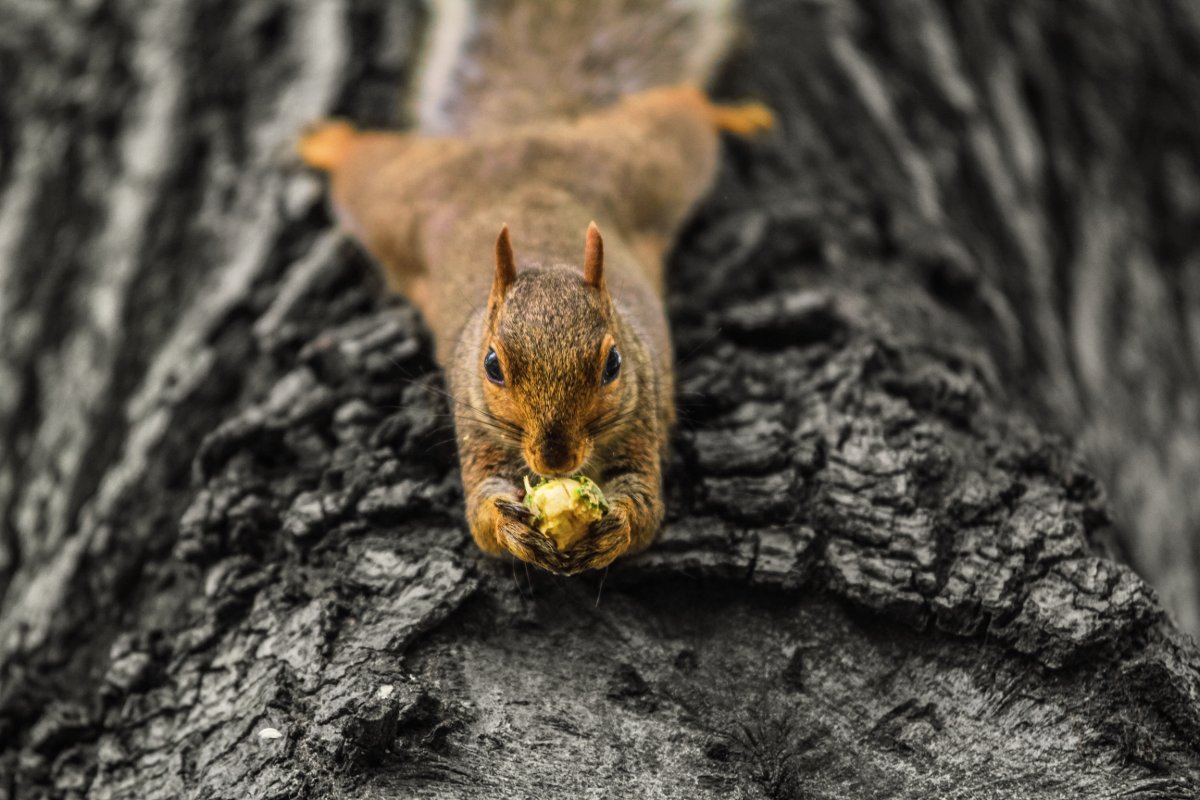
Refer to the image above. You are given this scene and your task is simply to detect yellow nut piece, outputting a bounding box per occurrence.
[523,476,609,551]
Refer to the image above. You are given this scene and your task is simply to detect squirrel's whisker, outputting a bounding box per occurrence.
[587,406,641,438]
[674,326,725,368]
[397,375,526,438]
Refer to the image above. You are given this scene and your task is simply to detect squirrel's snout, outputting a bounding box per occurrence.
[540,437,572,473]
[525,431,589,477]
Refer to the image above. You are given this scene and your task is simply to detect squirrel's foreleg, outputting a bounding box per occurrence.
[463,462,571,574]
[565,468,664,574]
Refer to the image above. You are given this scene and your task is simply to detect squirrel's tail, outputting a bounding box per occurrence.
[413,0,737,135]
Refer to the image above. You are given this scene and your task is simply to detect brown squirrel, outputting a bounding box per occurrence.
[298,2,771,574]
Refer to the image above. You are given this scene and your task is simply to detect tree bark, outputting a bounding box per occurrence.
[2,0,1199,798]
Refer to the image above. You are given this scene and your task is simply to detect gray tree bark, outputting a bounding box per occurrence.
[2,0,1199,798]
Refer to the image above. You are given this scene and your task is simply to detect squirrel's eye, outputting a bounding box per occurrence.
[601,345,621,385]
[484,348,504,385]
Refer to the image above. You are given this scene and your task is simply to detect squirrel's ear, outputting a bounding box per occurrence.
[583,221,604,291]
[493,224,517,301]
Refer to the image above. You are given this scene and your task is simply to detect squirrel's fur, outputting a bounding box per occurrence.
[299,2,771,574]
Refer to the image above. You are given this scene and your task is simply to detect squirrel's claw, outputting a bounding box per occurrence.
[562,506,633,575]
[494,498,534,525]
[494,498,571,574]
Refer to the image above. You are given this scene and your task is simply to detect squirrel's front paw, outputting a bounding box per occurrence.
[563,504,633,574]
[492,497,571,575]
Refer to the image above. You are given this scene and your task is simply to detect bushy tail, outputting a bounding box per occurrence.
[413,0,737,135]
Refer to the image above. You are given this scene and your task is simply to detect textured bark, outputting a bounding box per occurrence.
[1,1,1199,798]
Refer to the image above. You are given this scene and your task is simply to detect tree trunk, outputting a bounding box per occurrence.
[2,0,1199,798]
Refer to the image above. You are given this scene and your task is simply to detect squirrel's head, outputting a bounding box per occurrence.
[479,223,634,478]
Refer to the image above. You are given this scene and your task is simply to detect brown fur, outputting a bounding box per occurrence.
[300,85,772,573]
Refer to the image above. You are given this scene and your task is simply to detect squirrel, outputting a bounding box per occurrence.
[297,1,772,575]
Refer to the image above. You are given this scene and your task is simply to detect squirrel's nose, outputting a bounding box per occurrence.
[527,428,583,477]
[538,436,573,475]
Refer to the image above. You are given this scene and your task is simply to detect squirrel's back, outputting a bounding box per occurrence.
[414,0,736,134]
